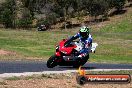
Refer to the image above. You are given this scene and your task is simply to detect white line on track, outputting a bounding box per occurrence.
[0,69,132,78]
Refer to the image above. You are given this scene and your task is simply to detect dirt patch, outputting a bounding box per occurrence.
[52,6,132,32]
[0,50,16,55]
[0,75,132,88]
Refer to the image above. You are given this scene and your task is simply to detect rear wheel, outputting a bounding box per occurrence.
[73,54,89,68]
[73,64,81,68]
[81,54,89,65]
[47,55,58,68]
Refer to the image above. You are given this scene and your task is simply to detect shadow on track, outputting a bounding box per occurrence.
[59,66,96,70]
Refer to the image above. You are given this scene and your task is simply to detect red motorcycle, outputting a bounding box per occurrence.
[47,39,90,68]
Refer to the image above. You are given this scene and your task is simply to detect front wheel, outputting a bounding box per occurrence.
[47,55,58,68]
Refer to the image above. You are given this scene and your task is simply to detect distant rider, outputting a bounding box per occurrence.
[65,26,92,58]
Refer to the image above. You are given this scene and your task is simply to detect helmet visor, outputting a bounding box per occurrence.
[80,32,87,38]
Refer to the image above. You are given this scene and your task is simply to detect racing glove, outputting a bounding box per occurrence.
[85,42,92,48]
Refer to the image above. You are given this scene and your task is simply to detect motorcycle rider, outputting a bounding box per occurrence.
[65,26,92,58]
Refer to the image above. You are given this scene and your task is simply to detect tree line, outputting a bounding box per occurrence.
[0,0,130,29]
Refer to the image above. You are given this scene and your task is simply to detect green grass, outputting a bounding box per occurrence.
[5,76,21,81]
[0,9,132,63]
[0,29,73,59]
[89,35,132,63]
[89,14,132,64]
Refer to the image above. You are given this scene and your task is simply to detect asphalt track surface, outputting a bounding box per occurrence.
[0,61,132,74]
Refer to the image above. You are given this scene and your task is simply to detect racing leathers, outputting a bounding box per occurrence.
[65,33,92,58]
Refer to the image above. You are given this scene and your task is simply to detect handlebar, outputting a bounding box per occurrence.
[64,36,78,47]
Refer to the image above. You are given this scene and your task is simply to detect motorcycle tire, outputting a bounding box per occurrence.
[73,54,89,68]
[80,54,89,65]
[47,55,58,68]
[73,61,82,68]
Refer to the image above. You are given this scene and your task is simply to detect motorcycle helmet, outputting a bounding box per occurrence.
[79,26,90,38]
